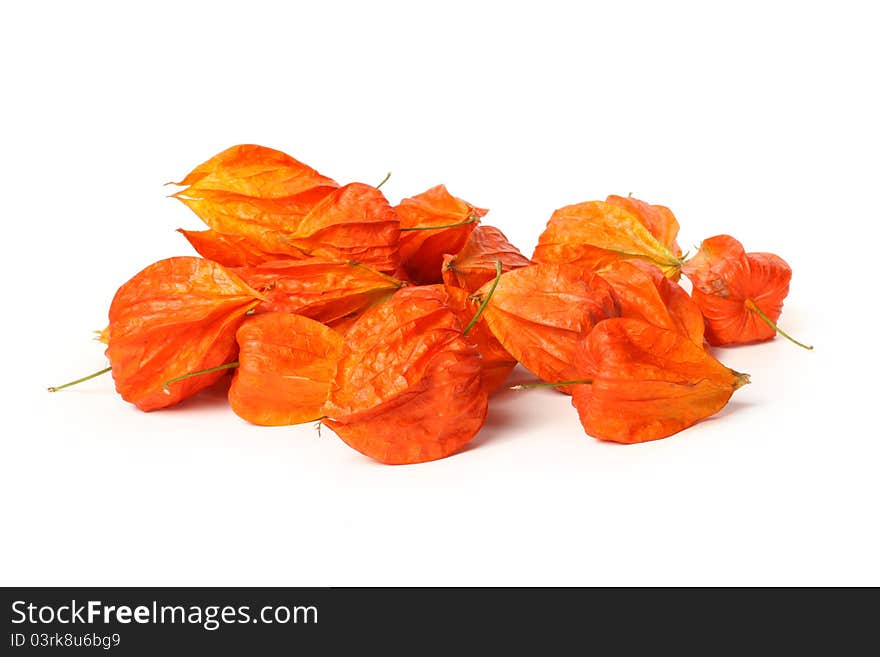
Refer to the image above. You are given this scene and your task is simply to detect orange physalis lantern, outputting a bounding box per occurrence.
[105,257,263,411]
[477,262,619,393]
[533,199,683,278]
[321,286,488,464]
[570,318,750,443]
[233,259,404,325]
[598,260,704,346]
[681,235,811,349]
[177,228,286,267]
[442,224,530,293]
[605,194,682,257]
[439,283,518,396]
[172,144,338,199]
[229,313,342,426]
[395,185,486,284]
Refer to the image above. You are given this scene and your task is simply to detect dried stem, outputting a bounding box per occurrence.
[509,378,593,390]
[162,361,240,394]
[463,260,502,335]
[745,300,813,350]
[400,215,478,232]
[48,366,111,393]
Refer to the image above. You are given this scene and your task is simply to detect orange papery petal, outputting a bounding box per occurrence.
[571,318,749,443]
[395,185,486,284]
[442,225,531,293]
[173,144,338,199]
[533,200,682,278]
[322,286,487,465]
[173,188,331,257]
[606,195,682,256]
[178,228,287,267]
[441,285,517,395]
[680,235,748,295]
[598,260,704,345]
[682,235,792,346]
[172,145,338,256]
[233,259,403,325]
[229,313,341,426]
[176,182,400,273]
[105,257,263,411]
[287,183,401,273]
[478,263,619,393]
[745,252,791,323]
[325,310,368,336]
[172,147,402,271]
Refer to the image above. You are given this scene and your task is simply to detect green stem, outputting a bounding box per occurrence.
[463,260,502,335]
[376,172,391,190]
[510,378,593,390]
[745,300,813,350]
[48,366,112,392]
[400,215,478,232]
[162,361,240,394]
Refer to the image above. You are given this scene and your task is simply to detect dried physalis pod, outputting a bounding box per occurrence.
[229,313,342,426]
[178,182,400,273]
[439,283,518,396]
[598,260,704,346]
[233,259,404,325]
[284,183,401,273]
[321,286,488,465]
[104,257,263,411]
[570,318,750,443]
[173,144,338,256]
[173,144,338,200]
[395,185,487,284]
[681,235,811,349]
[174,192,332,256]
[605,195,682,257]
[532,199,683,278]
[442,225,531,293]
[476,262,619,393]
[178,229,288,267]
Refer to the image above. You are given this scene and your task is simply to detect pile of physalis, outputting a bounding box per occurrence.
[49,145,811,464]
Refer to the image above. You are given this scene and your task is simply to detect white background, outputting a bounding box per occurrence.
[1,1,877,586]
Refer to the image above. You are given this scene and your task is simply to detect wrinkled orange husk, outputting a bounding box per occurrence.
[286,183,401,273]
[395,185,486,284]
[532,200,682,279]
[178,228,289,267]
[442,225,531,293]
[105,257,263,411]
[478,263,619,393]
[319,282,515,393]
[571,318,749,443]
[682,235,791,346]
[598,260,704,346]
[233,259,403,325]
[605,195,682,257]
[229,313,342,426]
[174,188,335,256]
[175,183,400,272]
[172,145,338,256]
[440,285,518,395]
[321,286,488,465]
[173,144,338,199]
